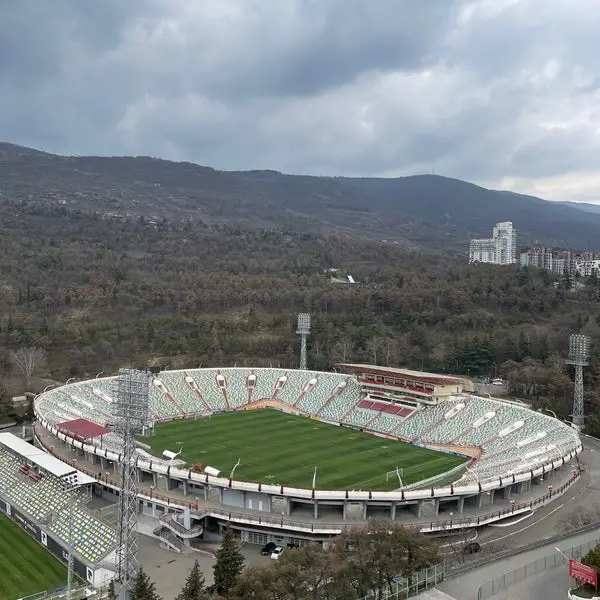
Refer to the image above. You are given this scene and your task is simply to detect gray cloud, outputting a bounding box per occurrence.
[1,0,600,202]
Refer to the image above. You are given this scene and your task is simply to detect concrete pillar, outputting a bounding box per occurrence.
[152,472,157,488]
[411,500,424,518]
[182,480,188,496]
[477,492,486,509]
[503,485,512,500]
[183,508,191,529]
[100,456,106,470]
[390,502,397,521]
[362,502,368,521]
[204,485,208,501]
[218,488,224,503]
[343,500,348,520]
[432,499,440,516]
[457,497,465,513]
[313,500,319,520]
[286,498,292,516]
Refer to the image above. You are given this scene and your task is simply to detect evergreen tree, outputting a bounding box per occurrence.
[131,568,162,600]
[107,580,117,600]
[212,528,244,596]
[176,560,210,600]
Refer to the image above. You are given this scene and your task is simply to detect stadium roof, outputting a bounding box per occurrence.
[0,432,76,478]
[57,418,110,440]
[334,364,463,386]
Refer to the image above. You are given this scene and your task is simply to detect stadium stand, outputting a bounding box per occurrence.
[219,368,249,409]
[33,368,581,486]
[0,436,116,564]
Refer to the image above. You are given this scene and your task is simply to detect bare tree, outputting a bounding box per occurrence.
[556,506,600,534]
[366,337,384,365]
[332,337,353,364]
[10,347,47,389]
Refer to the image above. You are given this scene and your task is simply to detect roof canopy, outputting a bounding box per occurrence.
[0,432,76,478]
[57,418,110,440]
[335,363,463,386]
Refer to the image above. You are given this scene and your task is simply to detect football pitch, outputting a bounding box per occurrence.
[143,409,466,491]
[0,512,67,600]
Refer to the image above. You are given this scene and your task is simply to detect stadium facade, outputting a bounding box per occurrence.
[21,365,581,568]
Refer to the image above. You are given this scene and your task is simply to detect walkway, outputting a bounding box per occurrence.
[34,425,583,533]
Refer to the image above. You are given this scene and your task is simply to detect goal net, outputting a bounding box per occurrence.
[385,467,404,484]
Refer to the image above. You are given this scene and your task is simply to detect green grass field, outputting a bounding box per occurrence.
[143,409,466,491]
[0,512,68,600]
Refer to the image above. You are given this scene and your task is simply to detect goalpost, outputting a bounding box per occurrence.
[386,467,404,489]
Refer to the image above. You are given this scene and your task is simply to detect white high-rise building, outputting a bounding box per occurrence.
[469,221,517,265]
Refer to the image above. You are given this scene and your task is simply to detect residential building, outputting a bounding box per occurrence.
[520,247,600,276]
[469,221,518,265]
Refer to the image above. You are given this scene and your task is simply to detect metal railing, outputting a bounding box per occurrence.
[17,584,94,600]
[477,536,600,599]
[358,563,445,599]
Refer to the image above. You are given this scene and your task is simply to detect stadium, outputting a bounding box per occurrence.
[0,363,583,593]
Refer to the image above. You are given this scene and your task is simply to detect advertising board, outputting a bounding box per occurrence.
[569,559,598,586]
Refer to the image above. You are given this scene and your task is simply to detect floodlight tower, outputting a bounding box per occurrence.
[566,334,590,429]
[296,313,311,370]
[113,368,150,600]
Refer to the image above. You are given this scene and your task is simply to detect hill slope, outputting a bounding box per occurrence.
[1,142,599,251]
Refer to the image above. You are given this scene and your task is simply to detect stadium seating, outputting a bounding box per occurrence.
[318,378,363,422]
[187,370,228,410]
[343,409,374,428]
[275,370,316,406]
[50,507,115,563]
[34,370,580,487]
[247,369,276,402]
[218,368,250,409]
[155,371,201,415]
[0,445,116,563]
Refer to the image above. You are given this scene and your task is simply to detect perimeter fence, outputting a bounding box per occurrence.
[477,535,600,599]
[358,563,445,599]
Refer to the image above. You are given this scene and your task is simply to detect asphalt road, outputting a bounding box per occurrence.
[439,433,600,600]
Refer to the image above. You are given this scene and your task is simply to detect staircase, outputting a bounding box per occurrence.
[153,525,184,553]
[159,513,204,539]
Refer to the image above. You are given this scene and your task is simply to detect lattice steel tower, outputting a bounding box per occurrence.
[296,313,311,370]
[113,369,150,600]
[566,334,590,429]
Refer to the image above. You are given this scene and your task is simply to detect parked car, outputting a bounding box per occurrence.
[463,542,481,555]
[261,542,277,556]
[492,378,504,386]
[270,546,285,560]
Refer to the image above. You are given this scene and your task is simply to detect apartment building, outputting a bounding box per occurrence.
[469,221,518,265]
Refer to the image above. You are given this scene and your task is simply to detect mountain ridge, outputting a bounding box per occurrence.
[1,141,599,252]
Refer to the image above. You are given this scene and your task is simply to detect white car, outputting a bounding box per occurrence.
[492,378,504,386]
[270,546,284,560]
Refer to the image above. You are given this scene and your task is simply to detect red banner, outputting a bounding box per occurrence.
[569,559,598,586]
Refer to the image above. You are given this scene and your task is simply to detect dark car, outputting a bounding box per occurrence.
[463,542,481,555]
[261,542,277,556]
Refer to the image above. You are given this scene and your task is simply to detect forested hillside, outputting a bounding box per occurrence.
[1,197,600,420]
[4,142,600,252]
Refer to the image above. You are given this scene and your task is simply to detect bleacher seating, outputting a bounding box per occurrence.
[218,368,250,409]
[0,444,116,563]
[156,371,201,415]
[34,369,581,486]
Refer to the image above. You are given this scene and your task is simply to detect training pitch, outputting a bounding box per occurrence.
[0,512,68,600]
[143,409,466,491]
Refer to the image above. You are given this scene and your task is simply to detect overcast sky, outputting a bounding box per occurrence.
[2,0,599,203]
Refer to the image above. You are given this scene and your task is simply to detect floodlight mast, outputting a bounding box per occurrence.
[296,313,311,370]
[113,368,150,600]
[566,334,590,429]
